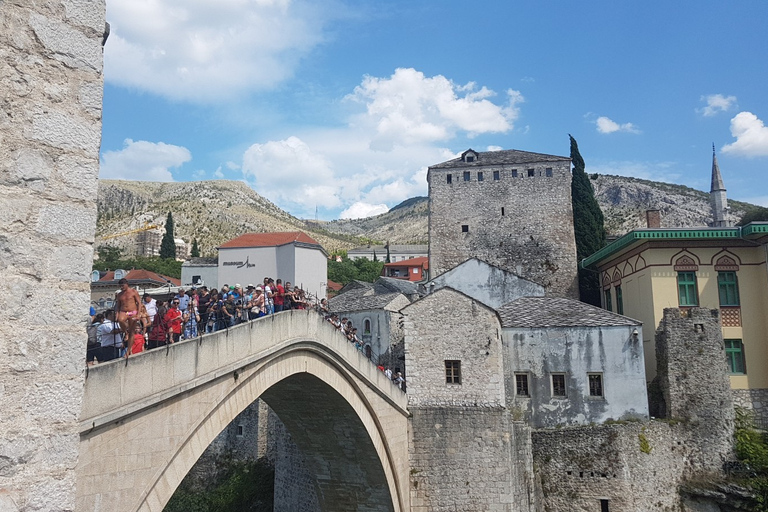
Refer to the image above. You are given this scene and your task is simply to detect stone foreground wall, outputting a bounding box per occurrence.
[0,2,104,511]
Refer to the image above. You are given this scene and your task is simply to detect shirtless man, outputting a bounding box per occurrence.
[115,278,141,339]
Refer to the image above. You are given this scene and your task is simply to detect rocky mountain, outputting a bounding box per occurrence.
[96,180,363,256]
[96,175,760,258]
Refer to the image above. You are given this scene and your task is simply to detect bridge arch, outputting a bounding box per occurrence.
[76,311,409,512]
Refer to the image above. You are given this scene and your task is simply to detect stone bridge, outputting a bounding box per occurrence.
[75,310,410,512]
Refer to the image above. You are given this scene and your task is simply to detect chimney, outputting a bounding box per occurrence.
[646,209,661,228]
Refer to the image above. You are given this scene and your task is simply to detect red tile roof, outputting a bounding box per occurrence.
[327,280,343,291]
[383,256,429,269]
[98,269,180,286]
[219,231,320,249]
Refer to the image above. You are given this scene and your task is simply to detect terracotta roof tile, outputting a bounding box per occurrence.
[383,256,429,268]
[219,231,320,249]
[98,269,180,286]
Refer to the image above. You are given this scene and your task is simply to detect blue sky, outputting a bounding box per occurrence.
[100,0,768,219]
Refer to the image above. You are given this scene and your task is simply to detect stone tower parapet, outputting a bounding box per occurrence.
[0,2,105,510]
[428,149,578,298]
[654,307,734,473]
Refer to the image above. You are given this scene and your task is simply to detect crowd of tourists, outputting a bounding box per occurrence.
[86,278,317,364]
[325,312,406,390]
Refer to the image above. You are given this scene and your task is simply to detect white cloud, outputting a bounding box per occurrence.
[348,68,523,150]
[487,145,504,151]
[104,0,331,102]
[100,139,191,181]
[213,166,225,178]
[339,202,389,219]
[698,94,737,117]
[225,161,240,171]
[596,116,640,134]
[239,69,522,217]
[722,111,768,157]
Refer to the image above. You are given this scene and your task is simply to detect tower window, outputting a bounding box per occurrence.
[527,169,535,177]
[446,174,452,184]
[466,156,474,162]
[237,425,244,436]
[445,360,461,384]
[477,171,484,181]
[461,225,469,233]
[546,168,553,177]
[493,170,500,180]
[511,169,518,178]
[588,373,604,397]
[463,171,470,181]
[515,373,529,396]
[551,374,567,397]
[501,207,505,216]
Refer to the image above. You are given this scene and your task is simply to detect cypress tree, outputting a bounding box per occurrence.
[570,135,606,306]
[191,238,200,258]
[160,212,177,259]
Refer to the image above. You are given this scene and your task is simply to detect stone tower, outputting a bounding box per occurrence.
[710,145,732,227]
[428,148,579,298]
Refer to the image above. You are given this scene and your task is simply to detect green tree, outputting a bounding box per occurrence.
[353,257,385,282]
[93,256,183,279]
[191,238,200,258]
[96,245,122,267]
[737,206,768,226]
[570,135,606,306]
[159,212,176,259]
[327,256,385,286]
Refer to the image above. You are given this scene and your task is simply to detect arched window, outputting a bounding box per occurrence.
[364,319,371,335]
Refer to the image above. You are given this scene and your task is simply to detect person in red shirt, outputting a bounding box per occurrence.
[274,279,285,312]
[164,299,183,343]
[127,324,144,357]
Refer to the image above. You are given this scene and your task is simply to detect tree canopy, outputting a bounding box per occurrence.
[328,257,385,285]
[570,134,606,306]
[191,238,200,258]
[159,211,176,259]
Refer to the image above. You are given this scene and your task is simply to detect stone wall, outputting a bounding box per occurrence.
[532,422,689,511]
[654,308,734,472]
[0,2,105,511]
[732,388,768,428]
[428,157,578,298]
[409,407,536,512]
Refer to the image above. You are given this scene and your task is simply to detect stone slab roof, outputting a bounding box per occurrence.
[429,149,570,170]
[497,297,639,328]
[348,244,428,253]
[374,277,420,296]
[328,287,404,313]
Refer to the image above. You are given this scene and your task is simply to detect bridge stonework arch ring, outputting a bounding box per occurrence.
[75,311,410,512]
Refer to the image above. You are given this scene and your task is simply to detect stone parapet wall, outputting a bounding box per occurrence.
[0,2,105,511]
[428,159,578,297]
[532,421,689,512]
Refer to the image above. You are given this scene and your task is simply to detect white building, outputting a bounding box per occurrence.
[181,257,219,288]
[347,244,428,262]
[218,232,328,300]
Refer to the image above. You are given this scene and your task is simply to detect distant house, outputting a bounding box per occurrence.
[348,244,428,262]
[326,280,343,297]
[181,257,218,289]
[90,269,180,310]
[218,232,328,300]
[381,256,429,282]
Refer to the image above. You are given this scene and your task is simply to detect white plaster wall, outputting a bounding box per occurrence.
[427,258,545,309]
[293,245,328,300]
[218,246,278,287]
[504,325,648,427]
[181,264,218,288]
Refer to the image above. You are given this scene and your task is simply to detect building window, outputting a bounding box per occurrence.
[493,170,500,180]
[515,373,529,396]
[364,319,371,334]
[677,271,699,306]
[463,171,470,181]
[725,339,746,374]
[511,169,518,178]
[718,271,740,306]
[527,169,535,177]
[600,499,610,512]
[237,425,244,436]
[461,225,469,233]
[604,288,612,312]
[466,156,474,162]
[477,171,484,181]
[501,207,505,216]
[546,167,553,177]
[446,174,452,184]
[588,373,604,397]
[445,360,461,384]
[551,373,566,397]
[615,286,624,315]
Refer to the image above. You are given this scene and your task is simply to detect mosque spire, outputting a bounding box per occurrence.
[710,144,725,193]
[709,144,731,227]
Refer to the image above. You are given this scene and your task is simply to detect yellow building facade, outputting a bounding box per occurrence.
[583,222,768,424]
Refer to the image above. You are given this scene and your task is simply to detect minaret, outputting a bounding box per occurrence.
[710,144,731,227]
